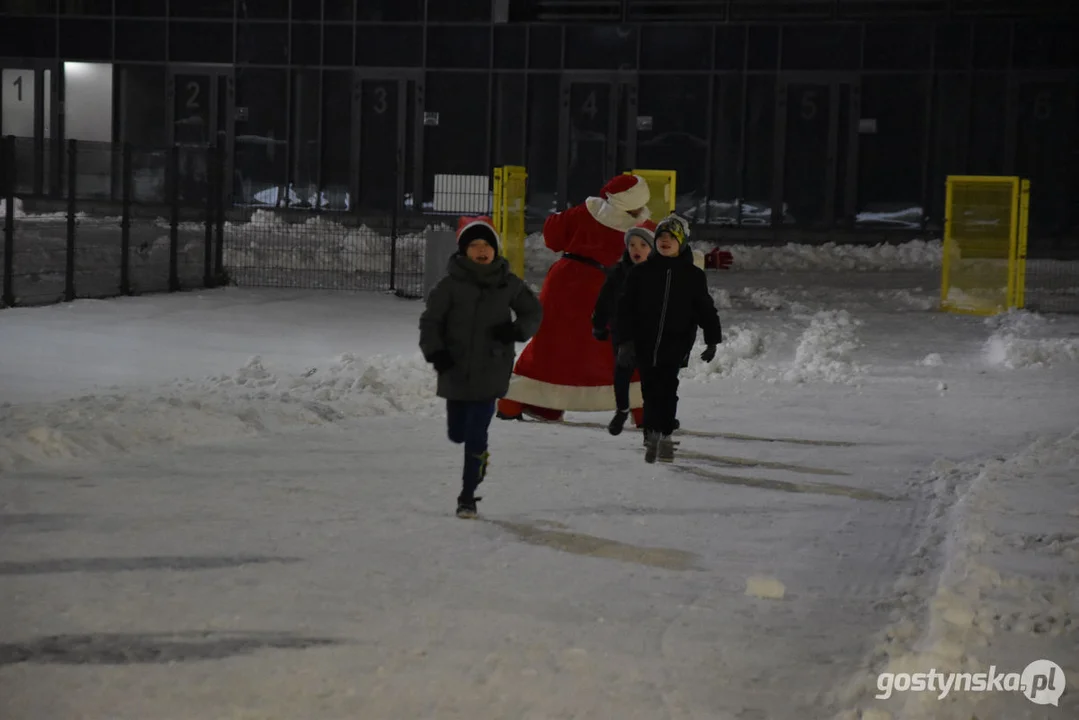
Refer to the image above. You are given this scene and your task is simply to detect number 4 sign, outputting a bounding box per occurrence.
[1,69,35,138]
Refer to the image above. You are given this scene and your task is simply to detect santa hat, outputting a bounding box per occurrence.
[601,174,650,213]
[456,216,500,255]
[624,225,655,251]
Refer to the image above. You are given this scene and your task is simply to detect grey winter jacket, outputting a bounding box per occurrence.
[419,254,543,401]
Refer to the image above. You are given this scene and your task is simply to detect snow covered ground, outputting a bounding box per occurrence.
[1,253,1077,719]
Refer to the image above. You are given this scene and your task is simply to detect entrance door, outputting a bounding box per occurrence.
[1,64,55,195]
[167,67,234,204]
[351,70,423,215]
[557,72,638,210]
[773,75,860,229]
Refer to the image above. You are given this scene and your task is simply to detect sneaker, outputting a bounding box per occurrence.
[608,409,629,436]
[644,431,661,464]
[658,434,675,463]
[456,493,481,519]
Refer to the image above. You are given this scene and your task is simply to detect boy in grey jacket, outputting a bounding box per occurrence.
[419,217,543,518]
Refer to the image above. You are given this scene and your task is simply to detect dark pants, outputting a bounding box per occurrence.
[612,343,634,412]
[446,399,496,495]
[640,365,680,436]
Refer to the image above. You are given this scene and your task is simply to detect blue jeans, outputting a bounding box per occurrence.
[446,399,497,495]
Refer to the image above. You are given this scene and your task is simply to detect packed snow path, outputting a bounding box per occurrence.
[2,265,1077,719]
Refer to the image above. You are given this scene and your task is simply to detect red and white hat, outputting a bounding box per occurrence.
[456,215,500,255]
[601,174,650,213]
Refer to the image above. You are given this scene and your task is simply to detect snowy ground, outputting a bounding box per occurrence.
[1,249,1077,719]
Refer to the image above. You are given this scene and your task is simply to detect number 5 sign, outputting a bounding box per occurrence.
[1,69,35,138]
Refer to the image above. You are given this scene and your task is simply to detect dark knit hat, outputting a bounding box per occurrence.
[456,216,500,255]
[654,214,690,247]
[624,226,655,251]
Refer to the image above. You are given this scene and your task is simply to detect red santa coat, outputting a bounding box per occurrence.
[499,197,656,415]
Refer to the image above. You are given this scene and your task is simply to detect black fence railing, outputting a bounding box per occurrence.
[1,136,228,308]
[2,137,502,307]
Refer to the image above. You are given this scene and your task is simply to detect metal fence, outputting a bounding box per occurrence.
[1,137,498,307]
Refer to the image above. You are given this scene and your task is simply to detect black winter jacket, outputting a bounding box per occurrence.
[591,249,636,346]
[615,250,723,368]
[419,255,543,401]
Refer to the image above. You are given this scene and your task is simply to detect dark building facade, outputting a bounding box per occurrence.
[1,0,1076,242]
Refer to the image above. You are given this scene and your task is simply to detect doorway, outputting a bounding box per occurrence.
[557,72,638,210]
[166,66,234,205]
[1,62,56,195]
[773,74,860,230]
[351,70,423,215]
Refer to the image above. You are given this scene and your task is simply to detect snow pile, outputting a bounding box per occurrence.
[834,430,1079,719]
[984,334,1079,370]
[920,353,944,367]
[709,287,733,309]
[0,352,441,473]
[221,210,452,281]
[983,311,1079,369]
[719,239,942,272]
[524,231,558,279]
[783,310,865,384]
[684,324,771,381]
[0,197,25,218]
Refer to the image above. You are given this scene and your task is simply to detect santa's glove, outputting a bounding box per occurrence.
[717,250,733,270]
[700,344,717,363]
[491,321,519,344]
[616,343,636,369]
[592,326,610,341]
[425,349,454,374]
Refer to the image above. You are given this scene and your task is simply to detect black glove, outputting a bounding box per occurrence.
[616,343,636,369]
[491,321,518,344]
[426,349,454,374]
[592,326,609,341]
[700,344,717,363]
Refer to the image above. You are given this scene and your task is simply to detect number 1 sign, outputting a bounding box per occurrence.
[1,69,35,138]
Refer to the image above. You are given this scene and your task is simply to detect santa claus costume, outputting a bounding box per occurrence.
[497,174,655,424]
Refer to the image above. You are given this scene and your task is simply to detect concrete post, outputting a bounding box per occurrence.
[424,228,457,298]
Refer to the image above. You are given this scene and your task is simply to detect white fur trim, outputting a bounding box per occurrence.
[504,374,643,411]
[607,175,650,212]
[584,197,651,232]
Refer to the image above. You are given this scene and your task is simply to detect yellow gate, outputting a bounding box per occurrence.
[492,165,528,279]
[625,169,677,222]
[940,175,1030,315]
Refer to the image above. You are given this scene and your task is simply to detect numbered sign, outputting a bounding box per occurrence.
[1,69,35,138]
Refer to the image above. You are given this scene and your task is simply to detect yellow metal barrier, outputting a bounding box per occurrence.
[625,169,676,222]
[492,165,528,279]
[940,175,1030,315]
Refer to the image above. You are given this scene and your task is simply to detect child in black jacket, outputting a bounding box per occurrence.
[615,215,723,463]
[592,226,654,435]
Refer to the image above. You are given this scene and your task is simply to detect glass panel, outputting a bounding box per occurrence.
[59,0,112,13]
[1014,81,1077,239]
[780,24,860,70]
[494,73,526,166]
[640,25,711,71]
[290,70,321,207]
[427,0,489,21]
[427,25,489,69]
[742,75,775,225]
[355,0,421,21]
[64,62,113,142]
[169,21,233,63]
[782,82,831,227]
[171,0,234,18]
[565,81,612,207]
[423,73,489,213]
[967,73,1006,174]
[636,75,710,217]
[926,73,967,228]
[708,74,744,226]
[237,22,289,65]
[234,68,288,206]
[115,0,166,16]
[320,70,352,209]
[120,65,167,147]
[0,17,57,57]
[59,18,113,60]
[564,26,637,70]
[355,26,422,67]
[855,75,926,229]
[526,74,560,215]
[115,20,167,61]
